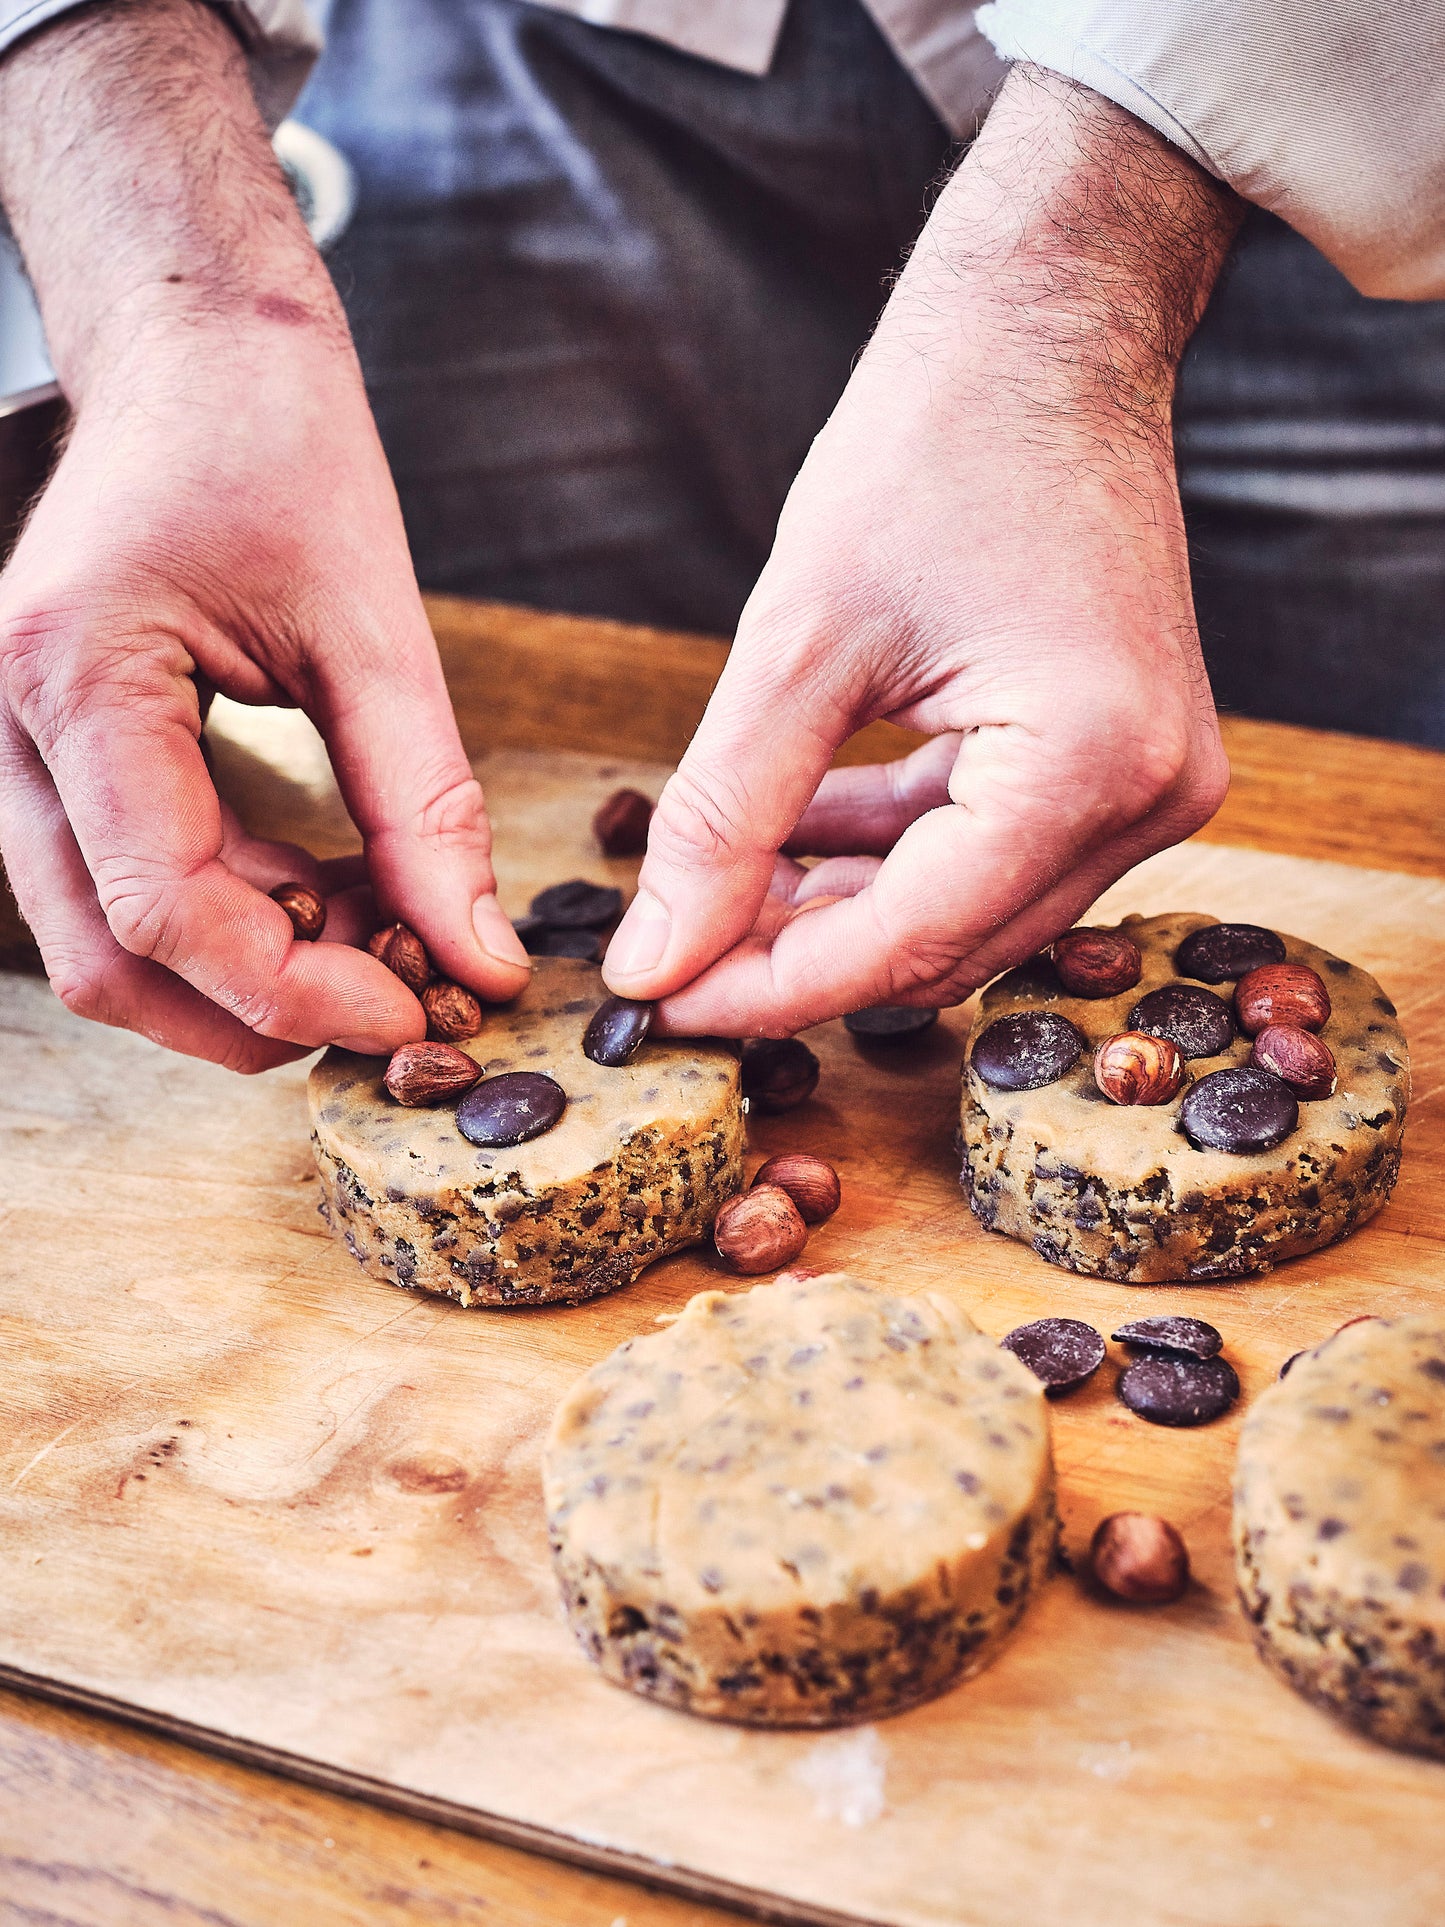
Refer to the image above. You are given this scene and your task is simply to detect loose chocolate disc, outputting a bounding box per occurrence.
[1118,1353,1240,1427]
[1000,1317,1106,1396]
[1111,1315,1223,1360]
[1179,1066,1298,1153]
[512,914,549,953]
[971,1010,1086,1092]
[843,1005,939,1042]
[1127,983,1235,1059]
[457,1071,567,1147]
[583,995,653,1067]
[529,879,624,929]
[540,928,604,961]
[1175,922,1286,984]
[741,1037,820,1113]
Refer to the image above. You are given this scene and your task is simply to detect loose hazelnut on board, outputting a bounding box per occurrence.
[368,922,433,995]
[740,1037,820,1114]
[1052,927,1143,999]
[1093,1031,1186,1106]
[713,1185,808,1275]
[270,881,326,942]
[751,1152,841,1225]
[1234,962,1330,1037]
[383,1041,481,1107]
[1250,1023,1337,1099]
[1090,1513,1190,1604]
[592,787,654,857]
[422,979,483,1043]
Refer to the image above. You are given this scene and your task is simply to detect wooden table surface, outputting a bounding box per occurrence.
[3,594,1444,1927]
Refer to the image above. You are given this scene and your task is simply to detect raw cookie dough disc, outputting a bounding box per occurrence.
[960,913,1408,1283]
[544,1271,1056,1726]
[309,959,743,1307]
[1234,1315,1445,1758]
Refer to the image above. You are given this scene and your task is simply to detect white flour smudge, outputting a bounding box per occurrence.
[792,1726,888,1826]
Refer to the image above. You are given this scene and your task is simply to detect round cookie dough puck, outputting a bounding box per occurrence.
[544,1271,1057,1726]
[1234,1314,1445,1758]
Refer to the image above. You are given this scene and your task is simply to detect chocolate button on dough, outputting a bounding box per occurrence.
[458,1071,568,1147]
[1127,983,1235,1059]
[1175,922,1286,983]
[1118,1353,1240,1427]
[1180,1067,1298,1154]
[972,1011,1086,1091]
[1001,1317,1106,1396]
[530,879,624,929]
[583,996,653,1067]
[844,1005,939,1042]
[1112,1315,1223,1360]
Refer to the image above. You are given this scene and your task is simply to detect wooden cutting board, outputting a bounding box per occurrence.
[2,742,1444,1927]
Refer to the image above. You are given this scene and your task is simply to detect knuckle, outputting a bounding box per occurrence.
[407,766,492,856]
[649,763,755,871]
[47,951,112,1025]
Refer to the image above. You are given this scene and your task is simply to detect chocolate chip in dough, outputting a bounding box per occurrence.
[583,996,653,1067]
[843,1005,939,1042]
[1127,983,1235,1059]
[1118,1353,1240,1427]
[1111,1314,1223,1360]
[457,1071,567,1147]
[1179,1066,1298,1153]
[1175,922,1286,984]
[529,879,624,929]
[972,1011,1087,1092]
[1000,1317,1106,1396]
[1279,1351,1305,1380]
[540,929,604,962]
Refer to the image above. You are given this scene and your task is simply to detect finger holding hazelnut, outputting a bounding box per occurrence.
[751,1152,841,1224]
[1090,1512,1190,1604]
[1250,1023,1336,1099]
[713,1185,808,1275]
[1093,1031,1186,1106]
[1052,927,1143,999]
[270,880,327,942]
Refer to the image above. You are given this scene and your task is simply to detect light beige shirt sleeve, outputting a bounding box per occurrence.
[976,0,1445,300]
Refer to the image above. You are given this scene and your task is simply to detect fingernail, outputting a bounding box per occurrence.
[605,889,671,978]
[337,1030,407,1054]
[473,895,532,970]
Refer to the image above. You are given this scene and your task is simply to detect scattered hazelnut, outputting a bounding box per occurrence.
[1052,927,1143,999]
[383,1041,481,1107]
[422,979,483,1043]
[1234,962,1330,1037]
[593,787,654,857]
[368,922,433,995]
[1093,1031,1186,1106]
[1250,1023,1337,1099]
[1090,1513,1190,1604]
[270,881,326,942]
[713,1184,808,1275]
[740,1037,820,1114]
[751,1152,841,1225]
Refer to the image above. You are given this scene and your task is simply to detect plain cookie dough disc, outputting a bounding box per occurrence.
[544,1271,1057,1726]
[309,959,743,1307]
[961,912,1408,1283]
[1234,1315,1445,1758]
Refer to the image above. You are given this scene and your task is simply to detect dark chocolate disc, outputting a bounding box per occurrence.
[529,879,624,929]
[1127,983,1235,1059]
[1000,1317,1106,1396]
[540,929,603,961]
[741,1037,819,1113]
[512,914,549,954]
[1179,1066,1298,1153]
[457,1071,567,1147]
[1175,922,1286,983]
[843,1005,939,1041]
[583,995,653,1067]
[971,1011,1086,1092]
[1117,1353,1240,1427]
[1111,1315,1223,1360]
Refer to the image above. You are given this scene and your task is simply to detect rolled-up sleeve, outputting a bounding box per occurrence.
[0,0,320,126]
[975,1,1445,300]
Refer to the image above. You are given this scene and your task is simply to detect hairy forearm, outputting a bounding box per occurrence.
[0,0,343,401]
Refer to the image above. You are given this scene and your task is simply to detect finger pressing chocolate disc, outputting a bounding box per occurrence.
[972,1011,1086,1092]
[1127,983,1235,1059]
[1175,922,1286,984]
[843,1005,939,1042]
[1001,1317,1106,1396]
[530,879,624,929]
[1179,1066,1298,1154]
[457,1071,567,1147]
[1111,1315,1223,1360]
[1118,1353,1240,1427]
[583,996,653,1067]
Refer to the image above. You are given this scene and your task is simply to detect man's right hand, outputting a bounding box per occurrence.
[0,0,529,1071]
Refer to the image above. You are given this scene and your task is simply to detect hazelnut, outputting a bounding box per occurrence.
[368,922,433,995]
[751,1152,841,1225]
[422,979,483,1043]
[1250,1023,1336,1099]
[1090,1513,1190,1604]
[1052,927,1143,999]
[270,880,326,942]
[383,1041,481,1107]
[1234,962,1330,1037]
[713,1184,808,1275]
[740,1037,820,1114]
[1093,1031,1186,1106]
[593,787,653,857]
